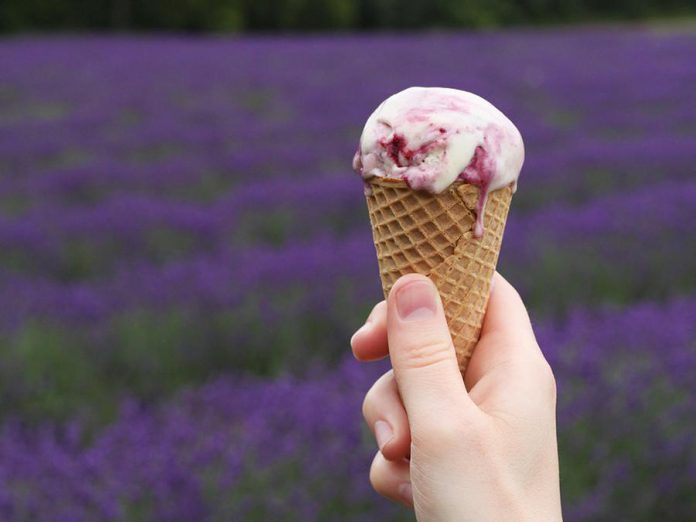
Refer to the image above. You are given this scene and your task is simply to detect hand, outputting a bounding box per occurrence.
[351,273,562,521]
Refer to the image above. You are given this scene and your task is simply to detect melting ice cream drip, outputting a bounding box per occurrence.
[458,145,493,237]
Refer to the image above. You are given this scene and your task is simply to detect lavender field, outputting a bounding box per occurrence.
[0,28,695,520]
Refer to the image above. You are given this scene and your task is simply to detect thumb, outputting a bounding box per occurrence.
[386,274,474,426]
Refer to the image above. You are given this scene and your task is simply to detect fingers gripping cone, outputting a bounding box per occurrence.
[365,178,513,373]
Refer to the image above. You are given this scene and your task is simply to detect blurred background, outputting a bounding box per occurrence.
[0,1,695,520]
[2,0,696,31]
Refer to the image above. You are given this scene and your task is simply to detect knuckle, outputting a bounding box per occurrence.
[542,363,557,405]
[362,371,394,421]
[368,300,387,322]
[368,453,387,494]
[506,281,523,302]
[361,389,374,422]
[532,357,557,405]
[399,337,454,370]
[380,369,396,388]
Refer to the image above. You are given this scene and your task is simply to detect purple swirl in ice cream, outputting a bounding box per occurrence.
[353,87,524,236]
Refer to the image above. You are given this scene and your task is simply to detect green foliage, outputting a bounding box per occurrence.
[242,0,358,30]
[1,0,695,32]
[0,323,113,423]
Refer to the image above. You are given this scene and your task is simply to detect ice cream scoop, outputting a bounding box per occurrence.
[353,87,524,236]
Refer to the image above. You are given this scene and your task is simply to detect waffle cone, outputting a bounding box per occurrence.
[365,178,513,373]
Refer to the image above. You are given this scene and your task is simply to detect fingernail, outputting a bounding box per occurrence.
[398,482,413,504]
[374,420,393,451]
[396,280,437,321]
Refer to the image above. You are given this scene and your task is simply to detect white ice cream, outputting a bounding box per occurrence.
[353,87,524,195]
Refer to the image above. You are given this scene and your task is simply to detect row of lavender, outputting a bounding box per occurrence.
[1,296,694,521]
[3,176,695,309]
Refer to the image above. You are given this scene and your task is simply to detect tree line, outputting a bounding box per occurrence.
[1,0,693,32]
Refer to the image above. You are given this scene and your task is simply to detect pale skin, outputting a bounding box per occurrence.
[351,272,563,521]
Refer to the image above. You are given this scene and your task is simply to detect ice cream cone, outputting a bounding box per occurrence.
[365,178,513,373]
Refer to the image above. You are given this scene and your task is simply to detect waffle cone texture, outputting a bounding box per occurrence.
[365,178,513,373]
